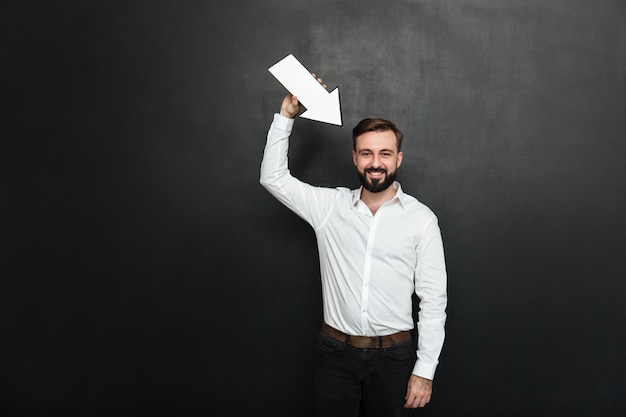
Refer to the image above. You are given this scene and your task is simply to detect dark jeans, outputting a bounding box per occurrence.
[314,331,417,417]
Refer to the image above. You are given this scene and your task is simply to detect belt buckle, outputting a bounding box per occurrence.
[372,336,382,349]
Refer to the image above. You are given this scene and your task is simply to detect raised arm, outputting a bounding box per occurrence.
[260,83,336,229]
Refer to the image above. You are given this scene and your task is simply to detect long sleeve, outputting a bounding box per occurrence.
[260,114,337,228]
[412,213,447,379]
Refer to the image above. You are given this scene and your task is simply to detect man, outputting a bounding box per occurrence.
[260,88,447,417]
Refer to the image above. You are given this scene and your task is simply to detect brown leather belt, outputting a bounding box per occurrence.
[321,322,411,349]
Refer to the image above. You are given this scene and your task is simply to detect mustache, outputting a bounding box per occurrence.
[365,167,387,174]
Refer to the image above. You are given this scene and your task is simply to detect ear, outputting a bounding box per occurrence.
[352,150,357,166]
[396,151,403,168]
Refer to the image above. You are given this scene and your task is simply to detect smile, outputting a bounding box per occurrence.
[366,170,386,178]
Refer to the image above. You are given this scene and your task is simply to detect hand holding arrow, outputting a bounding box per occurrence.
[268,54,343,126]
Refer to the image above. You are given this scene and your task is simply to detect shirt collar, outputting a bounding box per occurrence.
[352,181,407,208]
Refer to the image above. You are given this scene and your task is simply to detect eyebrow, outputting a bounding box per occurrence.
[358,148,396,153]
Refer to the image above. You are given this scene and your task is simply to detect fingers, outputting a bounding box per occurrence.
[312,73,327,89]
[403,393,430,409]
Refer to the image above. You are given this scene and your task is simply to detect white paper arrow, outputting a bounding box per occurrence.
[268,54,342,126]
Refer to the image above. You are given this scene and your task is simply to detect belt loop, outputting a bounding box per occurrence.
[378,336,383,348]
[345,334,350,345]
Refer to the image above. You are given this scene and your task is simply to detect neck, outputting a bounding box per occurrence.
[360,184,397,214]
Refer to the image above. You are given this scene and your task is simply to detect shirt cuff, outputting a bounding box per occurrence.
[412,361,437,380]
[273,113,295,132]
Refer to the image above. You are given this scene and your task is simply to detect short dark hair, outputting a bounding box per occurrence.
[352,118,404,151]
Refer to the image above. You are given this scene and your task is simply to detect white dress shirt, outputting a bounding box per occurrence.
[260,114,447,379]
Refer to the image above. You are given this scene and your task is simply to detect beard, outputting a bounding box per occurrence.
[356,167,397,193]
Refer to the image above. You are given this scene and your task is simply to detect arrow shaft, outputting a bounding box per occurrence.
[268,54,325,107]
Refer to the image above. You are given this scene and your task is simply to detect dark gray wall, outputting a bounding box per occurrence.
[2,0,625,416]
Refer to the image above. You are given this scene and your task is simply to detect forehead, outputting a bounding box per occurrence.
[355,130,398,151]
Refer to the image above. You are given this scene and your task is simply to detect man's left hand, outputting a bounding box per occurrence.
[404,374,432,408]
